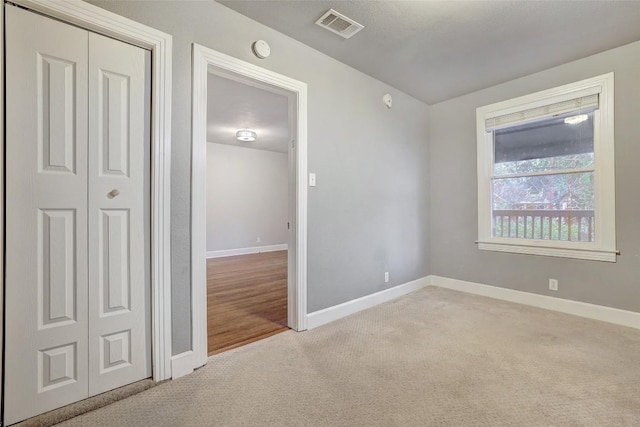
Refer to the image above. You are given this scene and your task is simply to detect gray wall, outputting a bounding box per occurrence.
[207,143,288,252]
[429,40,640,312]
[88,1,430,354]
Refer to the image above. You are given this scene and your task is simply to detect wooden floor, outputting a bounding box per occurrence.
[207,250,288,355]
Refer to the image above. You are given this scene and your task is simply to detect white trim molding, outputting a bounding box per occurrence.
[171,351,195,380]
[0,2,5,405]
[428,275,640,330]
[191,43,308,370]
[1,0,173,383]
[307,277,430,330]
[477,242,617,262]
[206,244,288,259]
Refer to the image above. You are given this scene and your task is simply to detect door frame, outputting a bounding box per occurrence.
[191,43,308,369]
[0,0,174,399]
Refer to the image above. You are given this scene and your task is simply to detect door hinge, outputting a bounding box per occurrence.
[287,222,290,229]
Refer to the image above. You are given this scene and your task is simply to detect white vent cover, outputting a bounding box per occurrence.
[315,9,364,39]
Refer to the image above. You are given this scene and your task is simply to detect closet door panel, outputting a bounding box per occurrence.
[5,6,89,424]
[88,31,152,396]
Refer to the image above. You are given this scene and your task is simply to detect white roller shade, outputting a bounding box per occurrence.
[485,94,599,130]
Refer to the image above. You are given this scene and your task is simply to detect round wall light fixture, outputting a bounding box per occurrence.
[236,129,257,142]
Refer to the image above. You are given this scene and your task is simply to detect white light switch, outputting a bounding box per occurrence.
[309,173,316,187]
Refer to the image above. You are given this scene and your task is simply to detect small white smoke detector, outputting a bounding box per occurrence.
[383,94,393,109]
[315,9,364,39]
[252,40,271,59]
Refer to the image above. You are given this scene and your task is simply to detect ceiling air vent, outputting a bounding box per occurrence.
[315,9,364,39]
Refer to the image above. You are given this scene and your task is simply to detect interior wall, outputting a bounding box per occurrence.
[88,0,430,355]
[207,143,288,253]
[429,40,640,312]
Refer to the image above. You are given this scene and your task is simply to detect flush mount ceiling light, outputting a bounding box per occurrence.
[564,114,588,125]
[236,129,257,142]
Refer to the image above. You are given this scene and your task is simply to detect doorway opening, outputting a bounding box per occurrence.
[190,44,308,368]
[205,73,291,354]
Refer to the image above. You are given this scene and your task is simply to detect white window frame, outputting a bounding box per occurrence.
[476,73,617,262]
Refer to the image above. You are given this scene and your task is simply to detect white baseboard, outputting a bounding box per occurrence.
[306,276,430,329]
[206,244,288,259]
[171,351,194,379]
[428,275,640,330]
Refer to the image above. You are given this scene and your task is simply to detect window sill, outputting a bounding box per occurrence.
[477,241,617,262]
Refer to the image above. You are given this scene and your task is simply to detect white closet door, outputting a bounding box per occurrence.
[87,32,152,396]
[5,6,89,424]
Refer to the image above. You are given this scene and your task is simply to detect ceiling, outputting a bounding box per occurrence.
[207,73,291,153]
[218,1,640,104]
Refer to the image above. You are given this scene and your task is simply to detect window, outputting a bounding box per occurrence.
[476,73,616,262]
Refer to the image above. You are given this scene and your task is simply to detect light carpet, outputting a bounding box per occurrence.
[16,379,156,427]
[59,287,640,426]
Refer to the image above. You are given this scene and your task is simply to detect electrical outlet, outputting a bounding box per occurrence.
[384,272,389,283]
[549,279,558,291]
[256,237,261,243]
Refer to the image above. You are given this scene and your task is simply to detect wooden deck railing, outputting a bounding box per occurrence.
[493,210,595,242]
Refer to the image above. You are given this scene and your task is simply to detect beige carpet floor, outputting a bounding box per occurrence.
[15,379,156,427]
[59,287,640,426]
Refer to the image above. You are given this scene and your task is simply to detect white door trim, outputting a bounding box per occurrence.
[0,0,174,392]
[0,3,5,407]
[191,43,308,370]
